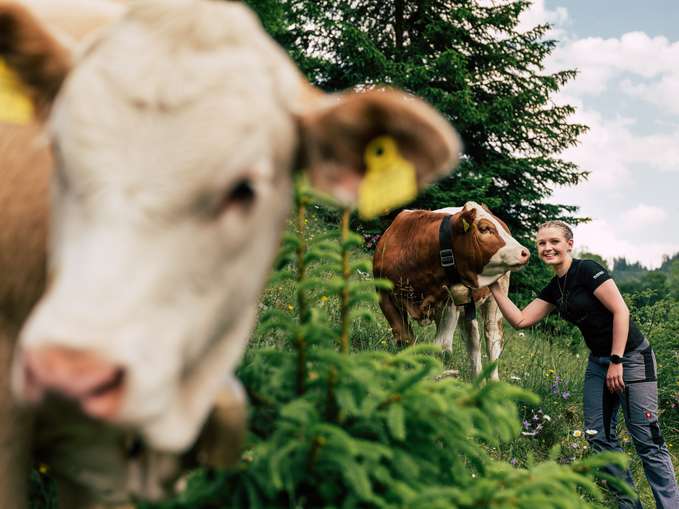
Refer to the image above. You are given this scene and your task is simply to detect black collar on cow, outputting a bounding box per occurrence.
[438,215,461,285]
[439,215,476,321]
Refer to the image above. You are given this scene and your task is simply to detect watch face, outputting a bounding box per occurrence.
[610,355,622,364]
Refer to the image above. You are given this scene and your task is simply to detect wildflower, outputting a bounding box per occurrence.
[320,296,329,303]
[522,420,530,430]
[570,442,579,449]
[585,429,598,436]
[562,391,571,400]
[510,457,518,466]
[572,430,583,438]
[287,304,294,311]
[38,464,49,474]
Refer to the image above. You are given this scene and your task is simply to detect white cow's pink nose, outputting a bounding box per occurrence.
[20,346,126,420]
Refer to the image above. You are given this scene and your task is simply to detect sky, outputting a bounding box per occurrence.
[516,0,679,269]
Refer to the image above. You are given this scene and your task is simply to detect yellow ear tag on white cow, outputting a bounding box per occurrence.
[462,218,470,232]
[0,58,34,125]
[357,136,417,220]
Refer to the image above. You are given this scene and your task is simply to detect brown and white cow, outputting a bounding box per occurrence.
[0,0,461,506]
[373,202,529,380]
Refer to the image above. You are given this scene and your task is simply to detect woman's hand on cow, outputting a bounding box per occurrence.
[606,363,625,393]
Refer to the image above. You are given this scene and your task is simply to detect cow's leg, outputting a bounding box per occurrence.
[483,273,510,381]
[434,303,459,352]
[378,292,414,346]
[482,296,504,381]
[458,312,482,378]
[0,331,32,509]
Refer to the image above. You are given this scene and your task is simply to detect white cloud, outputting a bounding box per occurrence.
[549,32,679,97]
[621,204,668,230]
[574,219,677,269]
[568,112,679,175]
[517,0,569,36]
[476,0,569,38]
[620,73,679,115]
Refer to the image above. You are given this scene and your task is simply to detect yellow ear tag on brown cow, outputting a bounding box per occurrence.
[357,136,417,220]
[462,218,470,232]
[0,58,34,125]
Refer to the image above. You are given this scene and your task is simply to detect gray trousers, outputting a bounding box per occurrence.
[584,340,679,509]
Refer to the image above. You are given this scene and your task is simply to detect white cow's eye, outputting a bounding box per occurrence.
[217,179,256,216]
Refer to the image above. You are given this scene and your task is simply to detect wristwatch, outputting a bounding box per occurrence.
[609,354,623,364]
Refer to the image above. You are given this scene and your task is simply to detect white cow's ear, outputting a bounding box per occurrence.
[297,88,462,206]
[0,3,71,120]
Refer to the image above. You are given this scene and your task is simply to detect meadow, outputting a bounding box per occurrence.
[30,203,678,508]
[240,205,679,508]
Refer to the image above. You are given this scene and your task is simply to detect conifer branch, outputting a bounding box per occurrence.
[339,207,352,353]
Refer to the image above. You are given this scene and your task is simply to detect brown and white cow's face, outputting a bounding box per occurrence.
[3,0,460,452]
[437,202,529,288]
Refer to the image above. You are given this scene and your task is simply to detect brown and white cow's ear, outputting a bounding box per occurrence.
[297,88,461,208]
[0,2,71,120]
[454,207,477,235]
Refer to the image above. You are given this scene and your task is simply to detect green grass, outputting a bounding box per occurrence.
[30,209,679,507]
[247,209,678,508]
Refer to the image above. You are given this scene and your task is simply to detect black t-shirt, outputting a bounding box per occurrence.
[538,259,645,356]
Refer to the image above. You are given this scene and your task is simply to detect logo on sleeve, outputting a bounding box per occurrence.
[593,271,605,279]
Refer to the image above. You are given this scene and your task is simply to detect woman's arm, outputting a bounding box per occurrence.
[489,282,554,329]
[593,279,629,392]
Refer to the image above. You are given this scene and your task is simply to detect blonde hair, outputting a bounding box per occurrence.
[537,220,573,241]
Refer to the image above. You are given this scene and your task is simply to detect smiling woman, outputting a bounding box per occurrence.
[489,220,679,509]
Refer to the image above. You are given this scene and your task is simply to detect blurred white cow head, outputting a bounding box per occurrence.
[2,0,461,452]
